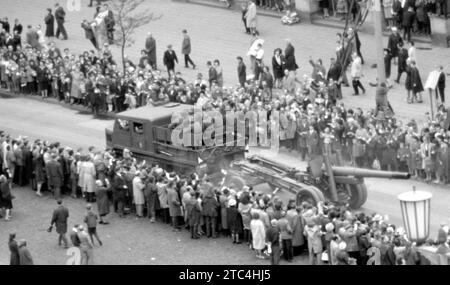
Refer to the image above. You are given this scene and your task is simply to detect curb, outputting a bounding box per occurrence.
[0,90,116,119]
[173,0,432,45]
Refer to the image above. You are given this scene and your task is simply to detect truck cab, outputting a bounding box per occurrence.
[105,103,246,176]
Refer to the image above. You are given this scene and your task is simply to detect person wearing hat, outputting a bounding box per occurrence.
[84,204,103,246]
[163,44,178,80]
[145,33,157,69]
[237,56,247,88]
[49,199,70,249]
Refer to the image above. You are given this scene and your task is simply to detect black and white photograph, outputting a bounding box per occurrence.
[0,0,450,270]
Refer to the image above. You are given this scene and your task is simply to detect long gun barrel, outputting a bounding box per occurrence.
[332,167,411,179]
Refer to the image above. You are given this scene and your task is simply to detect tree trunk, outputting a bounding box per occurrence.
[121,40,125,75]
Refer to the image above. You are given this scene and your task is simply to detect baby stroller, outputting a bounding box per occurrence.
[281,10,301,25]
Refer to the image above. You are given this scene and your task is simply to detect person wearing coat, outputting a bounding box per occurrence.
[219,189,229,234]
[272,48,285,88]
[44,8,55,38]
[49,199,69,248]
[237,56,247,88]
[81,20,97,49]
[143,176,158,222]
[95,180,110,224]
[145,33,157,69]
[9,233,20,265]
[304,220,323,265]
[395,42,408,83]
[202,187,219,238]
[284,40,298,71]
[111,169,127,218]
[410,60,424,103]
[287,206,305,255]
[350,52,365,96]
[79,156,96,202]
[18,240,34,265]
[156,176,170,224]
[54,2,68,40]
[250,212,266,259]
[132,173,146,218]
[387,27,403,61]
[186,190,202,239]
[163,45,178,79]
[245,0,257,36]
[0,175,13,221]
[167,180,182,230]
[25,25,40,50]
[46,153,64,200]
[181,29,196,69]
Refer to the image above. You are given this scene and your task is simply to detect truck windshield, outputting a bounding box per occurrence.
[134,122,144,134]
[118,119,130,130]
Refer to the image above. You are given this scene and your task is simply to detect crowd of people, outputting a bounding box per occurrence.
[1,127,449,265]
[1,0,450,265]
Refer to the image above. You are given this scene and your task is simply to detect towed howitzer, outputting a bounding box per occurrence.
[236,155,411,209]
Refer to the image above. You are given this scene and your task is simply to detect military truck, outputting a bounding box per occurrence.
[105,103,246,176]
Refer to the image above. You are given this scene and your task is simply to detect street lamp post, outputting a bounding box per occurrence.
[397,186,433,244]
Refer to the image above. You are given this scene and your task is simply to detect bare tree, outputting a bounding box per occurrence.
[109,0,162,73]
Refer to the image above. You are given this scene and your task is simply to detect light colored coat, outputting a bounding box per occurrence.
[245,2,257,28]
[351,56,362,78]
[79,161,96,193]
[250,219,266,250]
[132,176,145,205]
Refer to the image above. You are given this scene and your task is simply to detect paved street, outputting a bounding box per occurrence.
[0,0,449,265]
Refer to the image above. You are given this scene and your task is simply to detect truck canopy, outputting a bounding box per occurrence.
[116,103,193,126]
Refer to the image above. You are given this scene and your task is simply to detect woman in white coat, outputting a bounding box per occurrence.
[350,52,365,96]
[250,212,266,259]
[132,172,146,218]
[245,0,257,36]
[79,155,96,202]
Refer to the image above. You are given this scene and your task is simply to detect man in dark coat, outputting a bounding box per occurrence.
[13,19,23,35]
[145,33,157,68]
[237,56,247,88]
[387,27,403,63]
[163,44,178,79]
[0,17,10,33]
[201,187,219,238]
[395,42,408,83]
[402,6,415,42]
[81,20,97,49]
[18,240,34,265]
[181,29,196,69]
[103,4,115,44]
[207,61,218,89]
[49,199,69,248]
[436,65,446,104]
[44,8,55,38]
[25,25,40,50]
[111,168,127,217]
[55,2,68,40]
[46,153,64,199]
[284,39,298,71]
[410,60,424,103]
[327,58,343,99]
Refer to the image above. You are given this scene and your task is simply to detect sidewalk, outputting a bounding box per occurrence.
[1,0,448,124]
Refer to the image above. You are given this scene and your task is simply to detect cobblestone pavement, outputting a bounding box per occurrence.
[1,0,449,124]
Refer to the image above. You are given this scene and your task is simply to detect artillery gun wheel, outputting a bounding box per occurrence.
[226,176,246,191]
[348,184,368,209]
[296,188,326,207]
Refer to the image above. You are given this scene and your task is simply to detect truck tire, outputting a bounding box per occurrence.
[348,184,368,209]
[296,187,325,207]
[226,176,246,191]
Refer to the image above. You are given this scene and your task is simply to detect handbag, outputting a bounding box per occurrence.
[321,251,329,262]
